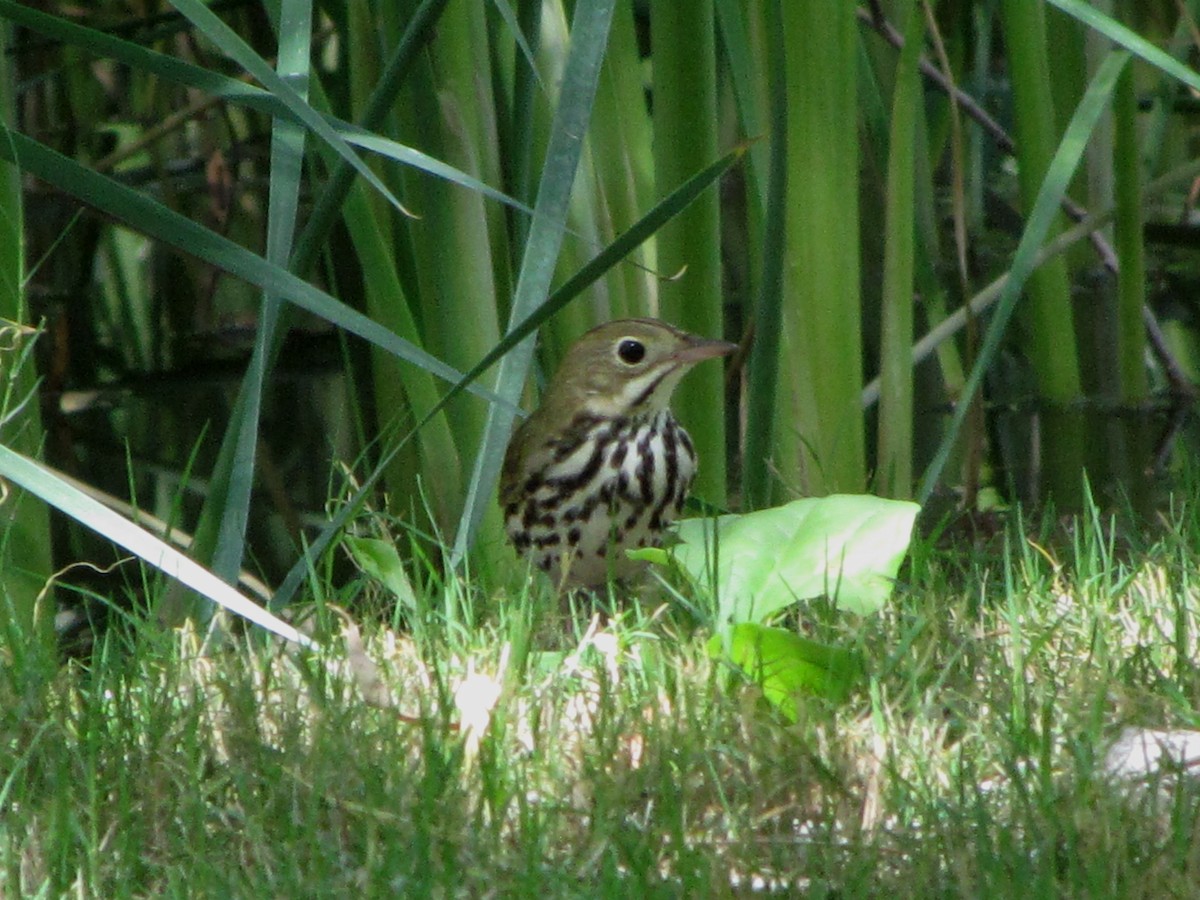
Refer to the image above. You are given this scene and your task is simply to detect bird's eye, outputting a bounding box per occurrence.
[616,338,646,365]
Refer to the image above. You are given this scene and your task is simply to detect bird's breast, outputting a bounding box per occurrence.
[504,411,698,587]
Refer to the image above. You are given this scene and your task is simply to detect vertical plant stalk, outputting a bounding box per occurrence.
[776,0,864,496]
[741,0,786,510]
[506,0,543,251]
[1112,55,1146,401]
[920,1,977,504]
[0,19,53,654]
[344,0,466,532]
[1046,6,1089,211]
[650,0,727,503]
[582,0,655,322]
[998,0,1084,504]
[997,2,1084,395]
[876,0,924,500]
[413,0,503,463]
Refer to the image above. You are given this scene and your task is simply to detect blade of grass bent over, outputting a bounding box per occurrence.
[0,445,315,648]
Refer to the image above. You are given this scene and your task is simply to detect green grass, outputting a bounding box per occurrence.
[5,494,1200,897]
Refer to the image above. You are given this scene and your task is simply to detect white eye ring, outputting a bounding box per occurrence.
[615,338,646,365]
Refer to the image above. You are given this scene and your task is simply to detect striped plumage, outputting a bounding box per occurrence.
[501,318,735,589]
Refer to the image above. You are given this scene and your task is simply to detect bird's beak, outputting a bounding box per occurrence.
[674,336,738,364]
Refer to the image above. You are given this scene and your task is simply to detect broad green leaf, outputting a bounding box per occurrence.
[664,495,919,621]
[713,623,864,716]
[346,537,419,614]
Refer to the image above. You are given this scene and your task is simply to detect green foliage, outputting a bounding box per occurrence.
[658,495,919,622]
[714,623,865,713]
[640,494,918,716]
[3,0,1200,641]
[7,488,1200,894]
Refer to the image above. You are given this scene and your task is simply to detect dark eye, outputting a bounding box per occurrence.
[617,338,645,365]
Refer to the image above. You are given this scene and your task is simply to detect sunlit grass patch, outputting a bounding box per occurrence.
[6,493,1200,894]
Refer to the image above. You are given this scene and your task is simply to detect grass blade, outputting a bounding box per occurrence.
[1046,0,1200,92]
[212,0,313,584]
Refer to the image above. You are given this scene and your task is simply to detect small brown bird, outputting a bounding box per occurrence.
[500,318,736,588]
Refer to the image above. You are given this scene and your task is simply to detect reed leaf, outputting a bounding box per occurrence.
[776,0,864,497]
[1112,40,1147,401]
[740,0,786,510]
[651,0,727,503]
[875,0,924,500]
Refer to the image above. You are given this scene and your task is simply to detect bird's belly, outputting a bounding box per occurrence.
[506,414,696,588]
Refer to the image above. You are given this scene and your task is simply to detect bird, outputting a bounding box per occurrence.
[500,318,737,589]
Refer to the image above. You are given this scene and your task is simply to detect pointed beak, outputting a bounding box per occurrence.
[674,335,738,365]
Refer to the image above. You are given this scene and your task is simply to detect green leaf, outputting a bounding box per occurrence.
[1045,0,1200,93]
[713,623,865,716]
[345,537,419,614]
[666,495,920,621]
